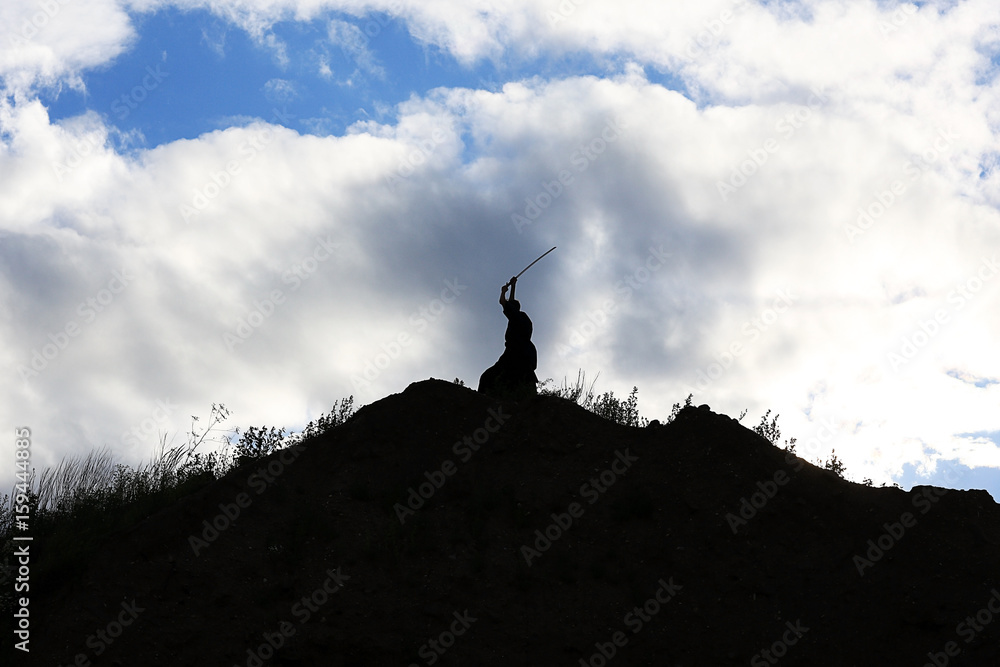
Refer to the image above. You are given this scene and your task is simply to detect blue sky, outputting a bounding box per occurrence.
[39,7,683,147]
[42,8,465,143]
[2,0,1000,502]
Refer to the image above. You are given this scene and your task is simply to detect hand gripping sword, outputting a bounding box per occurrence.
[504,246,556,288]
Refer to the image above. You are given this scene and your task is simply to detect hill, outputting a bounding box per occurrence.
[22,379,1000,666]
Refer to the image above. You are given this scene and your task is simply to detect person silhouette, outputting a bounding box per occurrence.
[478,275,538,399]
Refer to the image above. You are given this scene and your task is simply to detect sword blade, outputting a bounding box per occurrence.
[514,246,557,280]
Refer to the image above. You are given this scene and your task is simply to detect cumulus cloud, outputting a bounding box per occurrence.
[0,0,135,93]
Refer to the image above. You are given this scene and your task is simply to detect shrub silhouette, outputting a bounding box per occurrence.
[233,425,287,467]
[824,449,847,478]
[753,409,781,444]
[667,393,694,423]
[0,397,356,623]
[539,370,649,427]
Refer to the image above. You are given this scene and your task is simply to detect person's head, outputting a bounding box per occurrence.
[509,299,521,312]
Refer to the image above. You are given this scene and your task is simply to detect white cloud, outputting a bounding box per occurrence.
[327,18,386,79]
[0,0,135,93]
[317,54,332,79]
[199,22,228,57]
[262,77,297,102]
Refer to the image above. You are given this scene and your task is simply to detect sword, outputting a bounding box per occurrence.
[505,246,556,288]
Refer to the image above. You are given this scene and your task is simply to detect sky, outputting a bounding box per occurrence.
[2,0,999,501]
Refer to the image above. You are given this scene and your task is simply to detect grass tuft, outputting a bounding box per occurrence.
[0,397,357,619]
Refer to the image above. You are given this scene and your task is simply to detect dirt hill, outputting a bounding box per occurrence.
[23,379,1000,666]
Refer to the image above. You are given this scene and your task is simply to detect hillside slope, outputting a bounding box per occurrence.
[27,379,1000,666]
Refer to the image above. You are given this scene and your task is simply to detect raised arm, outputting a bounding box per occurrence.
[499,275,517,306]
